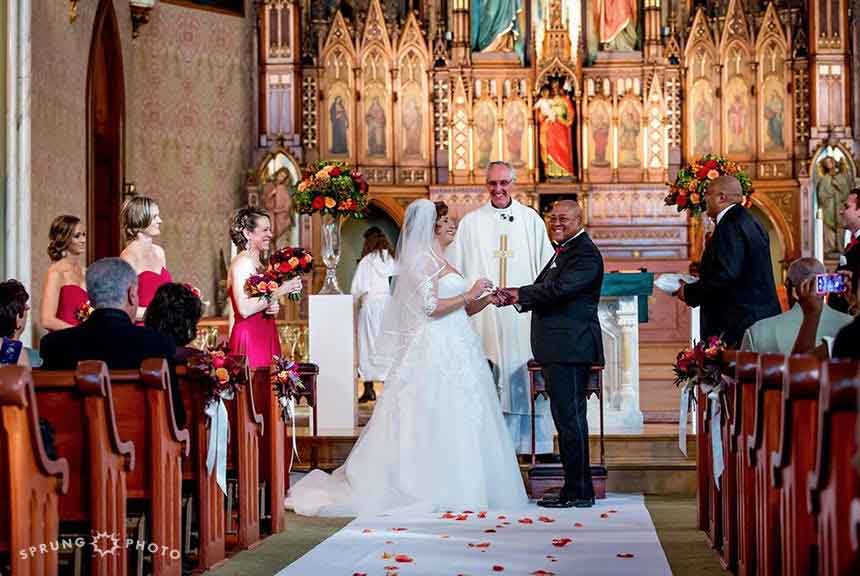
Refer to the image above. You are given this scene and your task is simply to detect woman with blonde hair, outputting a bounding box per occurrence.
[120,196,171,321]
[40,215,88,331]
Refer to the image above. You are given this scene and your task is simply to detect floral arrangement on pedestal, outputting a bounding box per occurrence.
[665,154,753,216]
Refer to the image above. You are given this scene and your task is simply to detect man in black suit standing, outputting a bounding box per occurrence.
[676,175,781,347]
[499,200,604,508]
[829,188,860,313]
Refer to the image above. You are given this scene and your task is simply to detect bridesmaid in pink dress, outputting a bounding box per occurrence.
[119,196,172,323]
[40,215,88,331]
[228,207,302,369]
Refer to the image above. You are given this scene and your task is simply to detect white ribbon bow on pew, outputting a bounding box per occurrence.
[204,389,234,495]
[678,380,727,487]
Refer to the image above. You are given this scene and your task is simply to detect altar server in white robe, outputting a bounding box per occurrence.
[351,227,394,403]
[448,161,556,455]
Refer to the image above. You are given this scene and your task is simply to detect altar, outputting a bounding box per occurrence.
[590,271,653,434]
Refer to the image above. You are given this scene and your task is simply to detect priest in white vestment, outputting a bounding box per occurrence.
[351,227,394,403]
[448,161,556,454]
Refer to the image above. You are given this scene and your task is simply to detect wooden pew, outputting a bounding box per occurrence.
[703,389,722,552]
[770,355,821,576]
[33,361,135,576]
[807,360,860,576]
[718,350,738,571]
[110,360,190,576]
[251,366,286,534]
[696,385,711,533]
[732,351,760,576]
[228,369,263,549]
[746,353,784,576]
[0,366,69,576]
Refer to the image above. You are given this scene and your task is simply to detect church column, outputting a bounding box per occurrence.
[643,0,662,63]
[450,0,470,65]
[4,0,31,343]
[615,296,644,431]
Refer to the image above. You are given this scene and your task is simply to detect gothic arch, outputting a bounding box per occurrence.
[749,191,797,261]
[358,0,394,168]
[684,9,719,160]
[395,13,431,174]
[756,3,791,159]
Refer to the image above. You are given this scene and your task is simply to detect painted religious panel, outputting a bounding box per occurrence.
[588,99,612,168]
[400,91,425,160]
[397,46,429,164]
[473,100,499,170]
[689,80,716,157]
[534,83,576,178]
[361,50,390,162]
[503,101,529,169]
[617,98,642,168]
[586,0,641,62]
[322,41,355,160]
[327,91,350,157]
[724,76,752,156]
[761,76,786,153]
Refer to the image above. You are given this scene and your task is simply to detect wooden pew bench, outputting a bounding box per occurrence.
[252,367,286,535]
[0,366,69,576]
[33,362,134,576]
[732,351,760,576]
[717,351,738,571]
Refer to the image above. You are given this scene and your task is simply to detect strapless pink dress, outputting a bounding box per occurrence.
[56,284,89,326]
[228,289,281,369]
[138,267,173,308]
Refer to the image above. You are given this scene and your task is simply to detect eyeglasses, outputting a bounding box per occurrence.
[486,180,512,187]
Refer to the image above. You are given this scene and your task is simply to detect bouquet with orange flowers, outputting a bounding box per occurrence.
[188,344,246,409]
[672,336,726,392]
[244,271,280,303]
[270,355,305,422]
[75,300,94,324]
[292,161,368,218]
[665,154,753,216]
[268,247,313,301]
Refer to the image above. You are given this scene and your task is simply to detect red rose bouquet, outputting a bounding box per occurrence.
[665,154,753,216]
[672,336,726,392]
[75,300,94,324]
[270,355,305,422]
[187,343,247,410]
[292,161,368,218]
[244,271,280,302]
[268,247,313,301]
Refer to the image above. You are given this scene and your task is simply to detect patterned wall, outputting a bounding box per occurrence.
[128,3,254,313]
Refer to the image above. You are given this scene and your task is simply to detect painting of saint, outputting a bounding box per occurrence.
[366,97,386,157]
[505,103,526,166]
[691,82,713,156]
[597,0,638,51]
[763,89,785,152]
[725,79,751,154]
[475,102,496,169]
[535,83,575,177]
[618,101,640,167]
[402,95,423,159]
[329,96,349,155]
[470,0,525,61]
[590,101,610,167]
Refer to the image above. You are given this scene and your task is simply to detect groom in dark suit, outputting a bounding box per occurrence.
[676,175,781,347]
[499,200,604,508]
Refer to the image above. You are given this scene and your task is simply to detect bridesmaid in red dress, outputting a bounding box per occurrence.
[40,215,88,331]
[228,207,302,369]
[120,196,171,323]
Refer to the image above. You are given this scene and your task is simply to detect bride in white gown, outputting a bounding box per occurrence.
[287,199,528,516]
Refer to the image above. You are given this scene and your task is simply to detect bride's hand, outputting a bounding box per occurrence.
[467,277,493,302]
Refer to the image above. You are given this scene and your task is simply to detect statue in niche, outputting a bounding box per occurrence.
[816,154,855,254]
[534,82,576,178]
[470,0,525,61]
[330,96,349,155]
[366,97,386,157]
[593,0,639,52]
[263,168,295,249]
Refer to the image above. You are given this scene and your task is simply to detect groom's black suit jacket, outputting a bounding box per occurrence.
[517,231,605,366]
[683,203,781,347]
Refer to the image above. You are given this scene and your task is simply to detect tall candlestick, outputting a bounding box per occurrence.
[814,208,825,262]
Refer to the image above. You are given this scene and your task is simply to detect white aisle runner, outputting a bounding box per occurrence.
[276,494,672,575]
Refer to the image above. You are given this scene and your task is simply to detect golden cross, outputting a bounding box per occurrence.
[494,234,514,288]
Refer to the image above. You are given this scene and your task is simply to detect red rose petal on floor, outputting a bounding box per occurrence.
[352,573,367,576]
[538,516,556,523]
[616,553,635,559]
[530,571,556,575]
[497,515,507,520]
[384,565,398,570]
[545,555,557,560]
[392,527,408,532]
[484,529,497,533]
[384,540,393,544]
[551,537,572,547]
[468,542,492,549]
[600,513,609,518]
[518,517,534,524]
[462,510,474,514]
[478,511,487,518]
[502,521,511,525]
[608,509,618,513]
[381,552,394,560]
[492,566,505,572]
[440,534,450,539]
[455,514,470,521]
[495,524,504,528]
[361,528,373,533]
[574,522,584,527]
[394,554,413,563]
[441,512,456,519]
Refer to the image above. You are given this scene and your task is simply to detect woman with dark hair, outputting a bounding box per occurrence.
[0,279,32,367]
[144,283,203,357]
[120,195,171,322]
[227,207,302,368]
[351,227,394,402]
[40,215,88,331]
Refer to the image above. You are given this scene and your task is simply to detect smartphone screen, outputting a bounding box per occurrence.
[0,337,23,365]
[815,273,847,295]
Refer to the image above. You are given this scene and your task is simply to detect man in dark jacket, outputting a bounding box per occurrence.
[677,175,781,347]
[829,188,860,313]
[500,200,604,508]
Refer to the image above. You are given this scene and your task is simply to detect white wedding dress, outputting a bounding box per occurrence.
[286,272,528,517]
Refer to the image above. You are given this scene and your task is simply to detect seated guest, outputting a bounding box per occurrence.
[741,258,852,354]
[40,215,88,331]
[144,283,203,361]
[0,279,33,368]
[40,258,175,371]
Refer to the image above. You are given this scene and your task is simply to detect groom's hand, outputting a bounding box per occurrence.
[494,288,519,306]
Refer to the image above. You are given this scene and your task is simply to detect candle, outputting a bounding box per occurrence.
[814,208,825,262]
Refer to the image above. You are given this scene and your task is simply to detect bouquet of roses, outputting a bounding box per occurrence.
[75,300,94,323]
[271,355,305,422]
[244,271,280,303]
[672,336,726,392]
[187,343,246,410]
[268,247,313,301]
[292,161,369,218]
[665,154,753,216]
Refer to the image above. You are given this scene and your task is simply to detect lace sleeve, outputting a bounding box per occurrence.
[421,278,438,316]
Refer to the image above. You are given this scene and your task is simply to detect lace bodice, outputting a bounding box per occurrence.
[422,273,466,316]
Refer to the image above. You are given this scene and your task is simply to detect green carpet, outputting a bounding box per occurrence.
[205,497,724,575]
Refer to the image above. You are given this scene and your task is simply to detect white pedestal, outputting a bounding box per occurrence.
[309,295,356,435]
